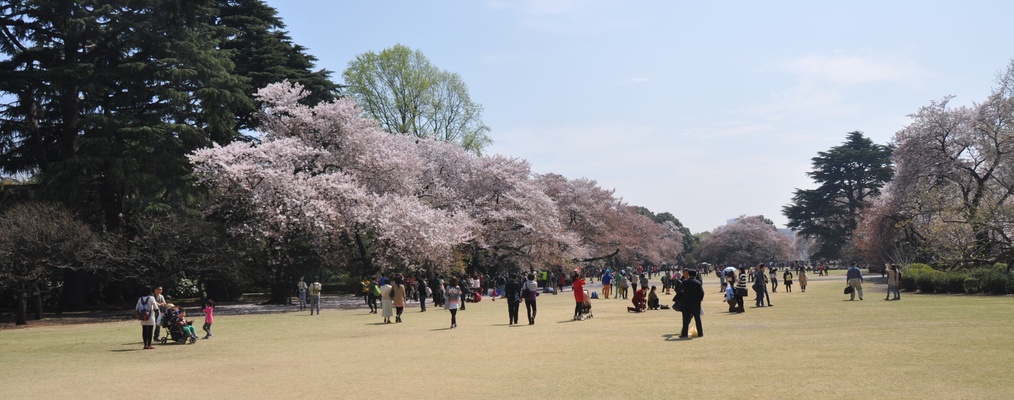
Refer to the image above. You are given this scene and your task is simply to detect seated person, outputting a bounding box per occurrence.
[627,287,647,312]
[176,307,198,340]
[647,286,660,310]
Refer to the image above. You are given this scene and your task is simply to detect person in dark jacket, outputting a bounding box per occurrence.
[505,274,523,325]
[678,269,705,339]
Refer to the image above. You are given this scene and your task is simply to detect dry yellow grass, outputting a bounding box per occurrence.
[1,275,1012,399]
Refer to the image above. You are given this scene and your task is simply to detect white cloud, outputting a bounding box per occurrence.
[743,52,932,122]
[783,53,931,86]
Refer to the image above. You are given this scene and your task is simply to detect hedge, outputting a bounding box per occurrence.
[900,264,1014,295]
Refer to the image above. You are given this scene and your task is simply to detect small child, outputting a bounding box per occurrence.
[647,286,660,310]
[783,270,793,293]
[201,300,214,339]
[177,308,199,340]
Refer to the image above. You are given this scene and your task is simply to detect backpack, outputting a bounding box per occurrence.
[370,283,381,297]
[136,296,151,321]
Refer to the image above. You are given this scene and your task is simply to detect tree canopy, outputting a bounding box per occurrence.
[856,60,1014,271]
[783,131,893,261]
[342,44,492,155]
[697,215,792,266]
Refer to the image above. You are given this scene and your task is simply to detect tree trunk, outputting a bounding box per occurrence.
[33,285,43,320]
[16,282,27,325]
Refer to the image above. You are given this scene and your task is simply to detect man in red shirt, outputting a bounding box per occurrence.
[628,287,647,313]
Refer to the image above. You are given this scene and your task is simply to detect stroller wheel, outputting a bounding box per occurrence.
[189,337,196,344]
[160,337,167,344]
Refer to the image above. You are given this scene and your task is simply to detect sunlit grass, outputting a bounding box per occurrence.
[1,275,1011,399]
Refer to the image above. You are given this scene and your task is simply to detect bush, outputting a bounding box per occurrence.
[903,264,1013,295]
[941,272,967,293]
[969,267,1011,295]
[963,277,981,294]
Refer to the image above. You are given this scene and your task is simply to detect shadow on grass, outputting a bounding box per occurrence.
[429,327,453,331]
[661,334,692,342]
[109,349,142,352]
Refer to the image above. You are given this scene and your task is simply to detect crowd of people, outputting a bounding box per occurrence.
[136,260,886,348]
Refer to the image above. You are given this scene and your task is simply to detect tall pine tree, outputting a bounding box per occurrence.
[783,131,893,261]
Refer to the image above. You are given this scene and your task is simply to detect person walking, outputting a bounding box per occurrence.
[392,275,407,323]
[416,275,428,312]
[886,264,901,300]
[678,269,705,339]
[367,277,380,314]
[769,266,779,293]
[753,264,768,307]
[798,267,808,293]
[783,269,793,293]
[137,288,159,349]
[639,273,649,294]
[571,271,586,320]
[431,275,445,308]
[446,278,461,329]
[297,277,308,311]
[308,277,322,315]
[380,280,394,323]
[505,274,522,325]
[523,273,539,325]
[201,299,214,339]
[601,270,613,299]
[847,263,864,301]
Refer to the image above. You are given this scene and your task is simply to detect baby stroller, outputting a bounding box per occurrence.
[159,311,196,345]
[579,291,593,319]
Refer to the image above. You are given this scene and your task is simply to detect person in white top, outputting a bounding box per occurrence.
[136,289,159,349]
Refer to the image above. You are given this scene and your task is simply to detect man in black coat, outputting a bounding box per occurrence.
[679,269,705,338]
[504,274,523,325]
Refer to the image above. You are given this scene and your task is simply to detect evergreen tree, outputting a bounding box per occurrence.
[783,131,893,260]
[215,0,339,132]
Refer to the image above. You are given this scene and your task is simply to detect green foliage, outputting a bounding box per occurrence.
[783,131,893,260]
[215,0,338,131]
[903,263,1014,294]
[0,0,335,309]
[343,44,491,155]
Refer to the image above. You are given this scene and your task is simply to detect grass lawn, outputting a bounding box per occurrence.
[1,274,1012,399]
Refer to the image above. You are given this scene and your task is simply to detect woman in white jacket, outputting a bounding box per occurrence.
[136,289,159,349]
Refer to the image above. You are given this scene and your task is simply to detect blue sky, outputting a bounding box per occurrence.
[265,0,1013,233]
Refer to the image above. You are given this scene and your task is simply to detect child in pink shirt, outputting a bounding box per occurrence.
[201,300,215,339]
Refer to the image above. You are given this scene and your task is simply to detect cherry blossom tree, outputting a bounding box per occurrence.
[697,215,792,266]
[859,61,1014,271]
[535,173,683,268]
[191,82,472,301]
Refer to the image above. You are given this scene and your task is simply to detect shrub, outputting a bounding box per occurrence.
[963,277,981,294]
[941,272,968,293]
[971,268,1011,295]
[903,264,1013,294]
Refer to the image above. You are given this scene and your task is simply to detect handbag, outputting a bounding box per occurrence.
[844,286,854,294]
